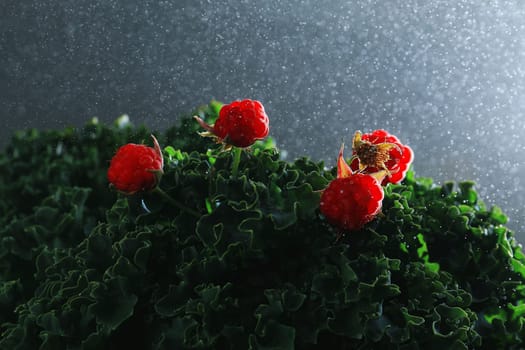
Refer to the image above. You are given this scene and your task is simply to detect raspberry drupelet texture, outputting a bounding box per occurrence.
[320,143,385,232]
[351,129,413,185]
[107,135,164,194]
[320,174,384,231]
[194,99,269,148]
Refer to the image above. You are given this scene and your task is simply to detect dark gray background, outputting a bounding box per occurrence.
[2,0,525,240]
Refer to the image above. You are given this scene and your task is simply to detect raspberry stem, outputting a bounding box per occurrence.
[153,187,201,217]
[231,146,242,178]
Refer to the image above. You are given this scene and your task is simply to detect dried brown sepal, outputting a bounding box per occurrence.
[352,131,400,174]
[193,115,234,151]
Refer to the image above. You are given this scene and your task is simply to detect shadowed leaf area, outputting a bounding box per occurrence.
[0,102,524,349]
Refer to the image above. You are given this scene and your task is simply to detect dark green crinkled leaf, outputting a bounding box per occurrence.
[327,305,363,339]
[89,277,138,331]
[250,320,296,350]
[0,106,524,349]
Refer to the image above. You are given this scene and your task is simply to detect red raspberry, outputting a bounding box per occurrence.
[107,135,164,194]
[194,99,269,148]
[320,144,384,231]
[320,174,384,231]
[350,129,413,185]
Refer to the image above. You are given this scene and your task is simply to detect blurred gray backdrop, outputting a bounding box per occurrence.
[2,0,525,239]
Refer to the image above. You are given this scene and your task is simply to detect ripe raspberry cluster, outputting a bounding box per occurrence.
[320,172,384,232]
[350,129,413,185]
[107,99,413,236]
[107,135,163,194]
[320,130,413,233]
[194,99,269,148]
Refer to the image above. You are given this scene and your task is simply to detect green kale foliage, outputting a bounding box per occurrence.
[1,102,524,349]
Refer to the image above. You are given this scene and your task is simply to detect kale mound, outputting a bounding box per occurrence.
[0,103,524,349]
